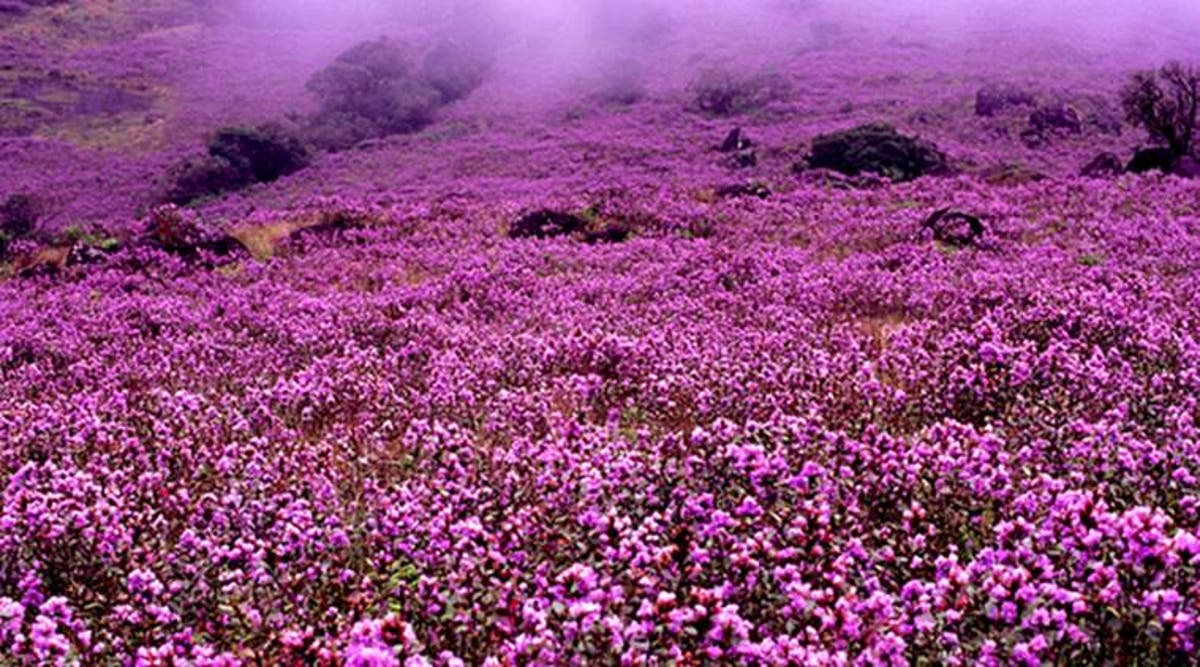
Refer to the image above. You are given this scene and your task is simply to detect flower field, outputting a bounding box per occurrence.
[1,2,1200,664]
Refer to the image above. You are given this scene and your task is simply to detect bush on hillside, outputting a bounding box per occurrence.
[1122,60,1200,158]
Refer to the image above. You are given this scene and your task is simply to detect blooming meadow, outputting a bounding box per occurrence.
[2,2,1200,665]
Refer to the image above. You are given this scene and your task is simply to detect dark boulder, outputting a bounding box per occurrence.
[805,123,951,182]
[922,208,985,248]
[1126,147,1175,174]
[1081,152,1124,177]
[975,83,1037,117]
[509,210,589,240]
[719,127,752,153]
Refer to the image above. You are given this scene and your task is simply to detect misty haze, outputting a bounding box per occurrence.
[2,0,1200,664]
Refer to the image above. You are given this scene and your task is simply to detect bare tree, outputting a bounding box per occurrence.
[1121,61,1200,158]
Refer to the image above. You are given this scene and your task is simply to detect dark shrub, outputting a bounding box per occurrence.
[304,110,381,152]
[688,67,790,116]
[509,210,588,240]
[373,78,442,133]
[418,40,489,104]
[805,123,951,182]
[975,83,1037,117]
[1121,61,1199,158]
[306,60,381,113]
[1,193,39,237]
[334,37,413,80]
[164,155,245,205]
[1081,152,1124,177]
[208,123,310,184]
[164,123,309,205]
[306,38,445,149]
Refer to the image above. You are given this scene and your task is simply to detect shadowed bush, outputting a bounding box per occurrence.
[1122,61,1199,159]
[209,124,310,184]
[164,156,245,205]
[165,124,310,205]
[802,123,952,182]
[305,37,485,151]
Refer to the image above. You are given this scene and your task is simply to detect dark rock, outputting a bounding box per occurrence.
[1029,103,1083,135]
[806,123,952,183]
[509,210,589,240]
[1081,152,1124,177]
[975,83,1037,117]
[715,182,771,199]
[1126,147,1175,174]
[1,193,39,238]
[922,208,985,248]
[719,127,752,153]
